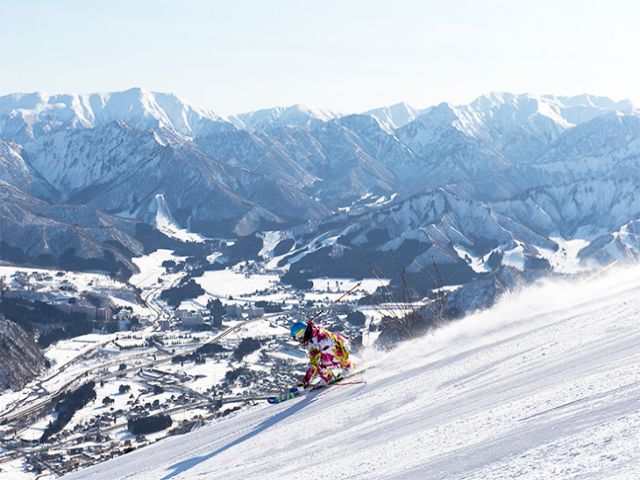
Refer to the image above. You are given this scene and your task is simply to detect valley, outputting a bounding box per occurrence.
[1,88,640,479]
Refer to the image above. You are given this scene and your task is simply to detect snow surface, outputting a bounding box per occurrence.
[0,266,124,293]
[502,243,525,271]
[536,237,592,273]
[129,249,185,289]
[0,458,31,480]
[64,264,640,479]
[192,268,279,299]
[258,231,286,259]
[154,194,206,243]
[452,245,490,273]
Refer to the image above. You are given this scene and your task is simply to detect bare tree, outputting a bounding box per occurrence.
[369,255,450,349]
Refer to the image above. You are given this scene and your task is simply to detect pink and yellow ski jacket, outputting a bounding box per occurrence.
[302,326,352,385]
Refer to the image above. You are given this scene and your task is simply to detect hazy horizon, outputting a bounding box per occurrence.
[2,0,639,115]
[1,87,636,118]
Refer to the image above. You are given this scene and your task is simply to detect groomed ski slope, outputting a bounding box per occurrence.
[66,266,640,480]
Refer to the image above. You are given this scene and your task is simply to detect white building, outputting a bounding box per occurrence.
[116,309,132,321]
[247,307,265,319]
[175,309,204,328]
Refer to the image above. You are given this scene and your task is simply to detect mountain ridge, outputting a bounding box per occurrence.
[2,87,640,287]
[2,88,635,140]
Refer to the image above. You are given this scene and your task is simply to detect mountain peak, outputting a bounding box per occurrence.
[364,102,421,131]
[0,88,229,141]
[230,104,338,131]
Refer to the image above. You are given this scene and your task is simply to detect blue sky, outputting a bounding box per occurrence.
[1,0,639,115]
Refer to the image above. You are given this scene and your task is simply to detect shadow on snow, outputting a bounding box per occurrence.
[160,394,316,480]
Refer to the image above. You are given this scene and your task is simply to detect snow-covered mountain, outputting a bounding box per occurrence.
[62,265,640,480]
[543,93,636,125]
[229,104,339,132]
[364,102,421,131]
[334,114,421,184]
[0,139,57,200]
[196,115,403,208]
[0,181,145,277]
[398,93,569,159]
[2,88,639,282]
[18,119,334,236]
[276,186,559,295]
[0,88,231,143]
[494,177,640,238]
[579,220,640,265]
[392,93,638,200]
[275,171,640,295]
[518,112,640,190]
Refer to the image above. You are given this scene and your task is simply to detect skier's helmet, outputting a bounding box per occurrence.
[290,322,307,342]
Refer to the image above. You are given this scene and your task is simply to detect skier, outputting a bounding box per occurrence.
[290,321,353,387]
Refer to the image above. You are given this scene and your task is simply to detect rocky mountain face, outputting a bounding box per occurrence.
[0,316,46,391]
[393,92,635,200]
[279,174,640,290]
[279,186,554,291]
[0,139,58,200]
[517,113,640,191]
[1,88,639,285]
[578,220,640,265]
[0,181,146,277]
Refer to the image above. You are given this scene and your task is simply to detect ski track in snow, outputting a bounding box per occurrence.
[63,266,640,480]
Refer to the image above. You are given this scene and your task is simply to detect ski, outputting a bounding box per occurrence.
[267,368,368,404]
[267,387,304,404]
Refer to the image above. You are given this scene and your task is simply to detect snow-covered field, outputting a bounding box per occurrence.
[64,264,640,479]
[537,236,594,274]
[130,249,186,290]
[193,268,279,299]
[0,265,136,308]
[181,265,389,309]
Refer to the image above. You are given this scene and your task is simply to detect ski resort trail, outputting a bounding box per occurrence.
[65,266,640,480]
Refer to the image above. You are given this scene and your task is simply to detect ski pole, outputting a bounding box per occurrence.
[306,281,362,323]
[580,260,618,284]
